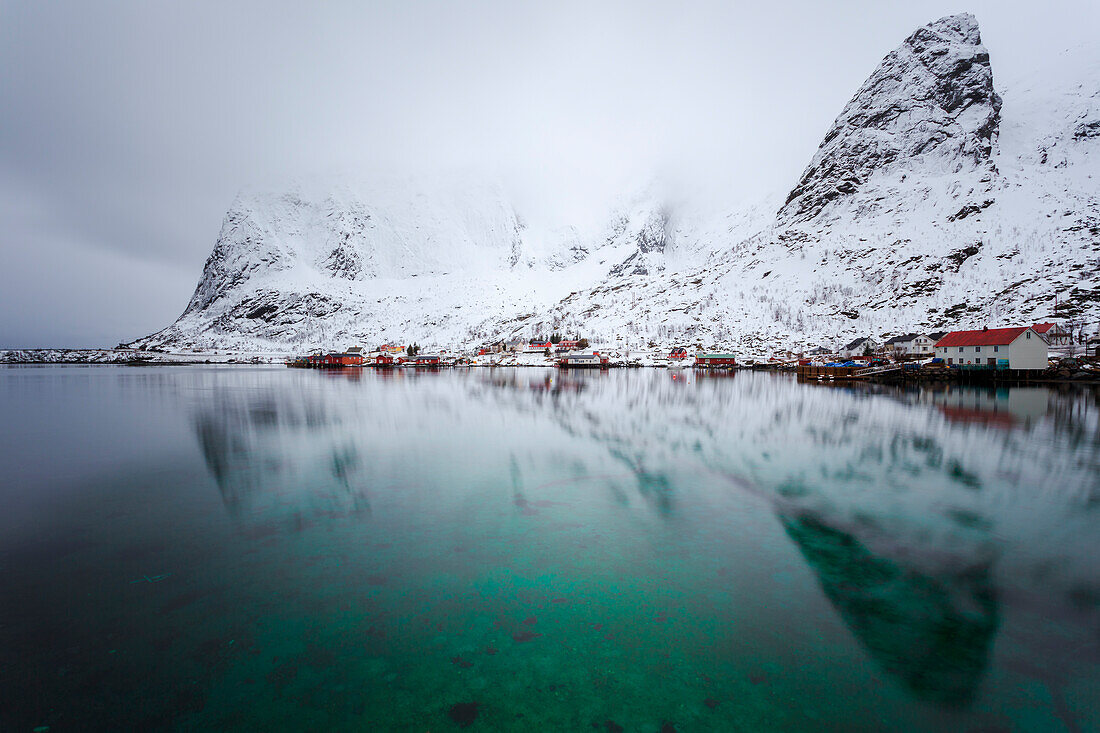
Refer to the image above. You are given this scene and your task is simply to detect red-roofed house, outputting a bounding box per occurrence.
[524,341,553,353]
[1032,322,1073,346]
[933,327,1048,369]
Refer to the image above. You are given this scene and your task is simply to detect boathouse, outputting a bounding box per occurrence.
[933,327,1048,369]
[313,351,363,367]
[558,352,609,368]
[694,353,737,368]
[414,354,442,366]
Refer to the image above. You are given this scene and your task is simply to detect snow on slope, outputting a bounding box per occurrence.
[490,13,1099,353]
[134,175,689,352]
[133,13,1099,355]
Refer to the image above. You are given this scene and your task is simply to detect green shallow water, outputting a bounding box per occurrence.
[1,366,1098,731]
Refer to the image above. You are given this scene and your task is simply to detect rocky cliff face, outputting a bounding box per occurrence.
[134,13,1099,354]
[779,13,1001,226]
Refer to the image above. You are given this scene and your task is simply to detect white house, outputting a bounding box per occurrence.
[883,333,936,356]
[505,338,528,353]
[840,337,875,358]
[933,327,1048,370]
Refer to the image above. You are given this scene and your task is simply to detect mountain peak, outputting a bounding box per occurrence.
[923,12,981,44]
[132,14,1097,355]
[778,13,1001,225]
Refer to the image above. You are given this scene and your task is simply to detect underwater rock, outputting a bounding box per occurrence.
[593,721,624,733]
[448,702,480,728]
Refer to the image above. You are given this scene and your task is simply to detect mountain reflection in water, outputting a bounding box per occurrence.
[780,511,998,706]
[188,368,1098,653]
[195,403,371,524]
[21,364,1084,730]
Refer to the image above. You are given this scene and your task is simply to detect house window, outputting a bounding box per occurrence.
[993,346,998,353]
[959,347,964,353]
[975,346,981,353]
[1027,331,1031,339]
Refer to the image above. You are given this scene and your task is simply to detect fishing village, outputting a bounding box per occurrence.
[284,321,1100,384]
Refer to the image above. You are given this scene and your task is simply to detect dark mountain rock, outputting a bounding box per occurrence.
[779,13,1001,225]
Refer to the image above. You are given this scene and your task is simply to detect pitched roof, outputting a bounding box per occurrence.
[842,337,872,350]
[927,331,948,341]
[884,333,923,345]
[1032,323,1055,334]
[934,327,1031,348]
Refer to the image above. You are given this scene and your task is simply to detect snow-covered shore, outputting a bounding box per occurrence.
[0,349,289,365]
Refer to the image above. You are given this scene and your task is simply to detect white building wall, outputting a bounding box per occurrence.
[843,340,873,357]
[936,343,1011,365]
[898,336,934,355]
[934,330,1048,369]
[1007,330,1048,369]
[937,344,997,365]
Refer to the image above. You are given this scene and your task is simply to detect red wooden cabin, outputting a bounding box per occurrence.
[694,353,737,368]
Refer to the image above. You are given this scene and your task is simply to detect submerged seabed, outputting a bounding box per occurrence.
[0,366,1098,731]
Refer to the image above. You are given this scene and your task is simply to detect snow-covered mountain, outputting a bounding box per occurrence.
[132,13,1099,354]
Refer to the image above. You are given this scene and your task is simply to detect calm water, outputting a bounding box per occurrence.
[1,366,1098,732]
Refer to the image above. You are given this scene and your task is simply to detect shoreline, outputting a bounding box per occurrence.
[3,357,1097,387]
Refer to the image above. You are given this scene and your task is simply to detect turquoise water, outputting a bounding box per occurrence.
[1,366,1098,731]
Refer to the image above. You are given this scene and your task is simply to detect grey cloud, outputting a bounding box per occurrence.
[1,0,1097,346]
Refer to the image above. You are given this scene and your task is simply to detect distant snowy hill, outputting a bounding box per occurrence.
[132,13,1098,354]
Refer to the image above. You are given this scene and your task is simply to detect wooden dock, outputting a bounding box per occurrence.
[796,364,868,381]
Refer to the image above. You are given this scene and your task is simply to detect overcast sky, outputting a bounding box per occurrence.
[1,0,1097,348]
